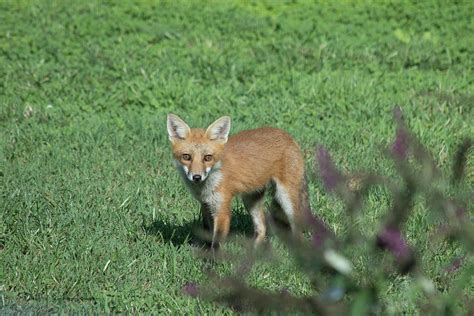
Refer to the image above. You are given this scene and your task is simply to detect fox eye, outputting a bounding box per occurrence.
[182,154,191,161]
[204,155,213,162]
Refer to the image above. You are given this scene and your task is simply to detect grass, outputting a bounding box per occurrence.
[1,0,473,313]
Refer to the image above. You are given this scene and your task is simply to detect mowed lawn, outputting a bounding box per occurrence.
[1,0,473,313]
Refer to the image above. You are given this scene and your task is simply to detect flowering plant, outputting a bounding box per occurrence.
[184,108,472,314]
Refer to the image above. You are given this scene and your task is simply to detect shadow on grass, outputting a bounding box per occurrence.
[144,209,254,247]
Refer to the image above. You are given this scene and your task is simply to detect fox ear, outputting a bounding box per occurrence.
[167,114,191,142]
[205,116,231,142]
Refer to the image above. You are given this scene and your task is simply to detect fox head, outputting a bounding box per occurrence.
[167,114,231,184]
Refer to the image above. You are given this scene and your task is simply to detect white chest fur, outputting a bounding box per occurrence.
[175,162,223,211]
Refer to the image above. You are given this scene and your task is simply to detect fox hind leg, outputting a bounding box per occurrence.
[242,190,266,246]
[273,179,302,238]
[270,197,291,231]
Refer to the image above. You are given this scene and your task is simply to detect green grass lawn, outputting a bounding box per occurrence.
[1,0,473,313]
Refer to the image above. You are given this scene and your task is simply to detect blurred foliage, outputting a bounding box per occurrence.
[187,108,473,314]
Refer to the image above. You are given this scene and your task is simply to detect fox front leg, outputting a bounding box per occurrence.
[200,203,213,247]
[211,199,231,251]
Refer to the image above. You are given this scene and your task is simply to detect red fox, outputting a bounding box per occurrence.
[167,114,307,249]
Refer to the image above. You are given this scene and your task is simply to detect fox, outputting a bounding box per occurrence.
[167,114,308,249]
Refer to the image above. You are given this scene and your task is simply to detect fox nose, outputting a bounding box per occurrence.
[192,174,202,182]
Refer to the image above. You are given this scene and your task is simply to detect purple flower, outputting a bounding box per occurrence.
[310,218,332,249]
[376,226,410,260]
[303,208,332,249]
[316,146,343,192]
[391,127,410,160]
[377,226,416,273]
[445,256,464,273]
[393,106,404,122]
[182,282,199,297]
